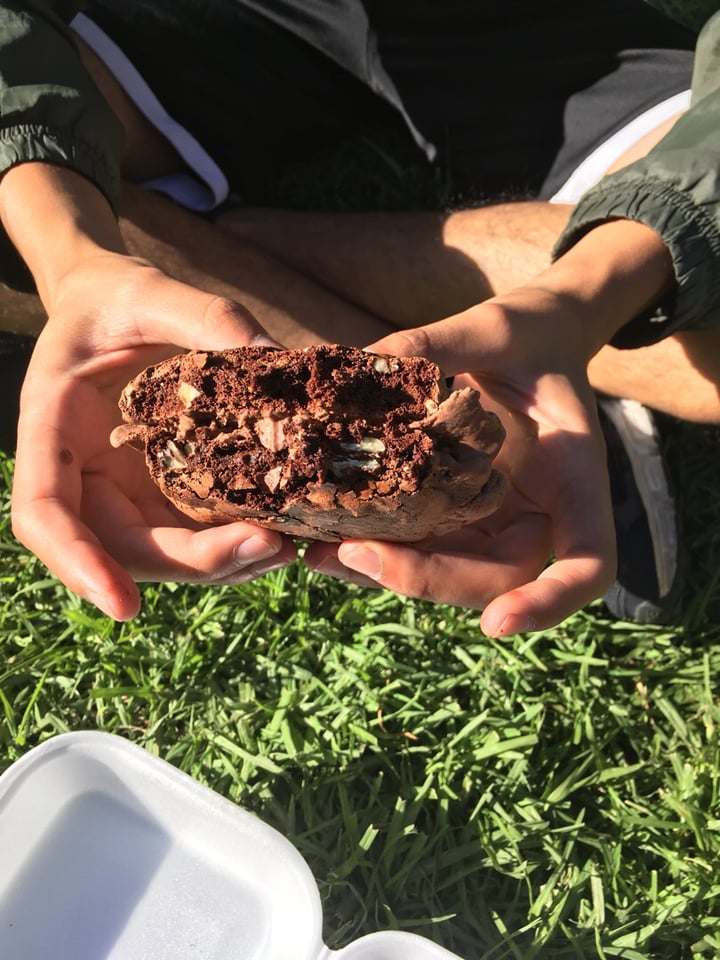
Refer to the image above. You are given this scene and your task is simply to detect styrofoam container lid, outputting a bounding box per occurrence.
[0,732,463,960]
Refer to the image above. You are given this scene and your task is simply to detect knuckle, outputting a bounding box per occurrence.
[378,327,433,360]
[389,552,495,609]
[387,552,446,605]
[10,507,32,550]
[201,295,255,339]
[399,327,433,359]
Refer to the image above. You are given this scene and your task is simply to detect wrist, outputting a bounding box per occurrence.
[0,163,126,310]
[537,219,674,358]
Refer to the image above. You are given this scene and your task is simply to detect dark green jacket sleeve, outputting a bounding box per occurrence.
[0,1,124,289]
[554,9,720,347]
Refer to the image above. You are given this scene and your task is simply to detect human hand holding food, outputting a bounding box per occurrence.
[304,220,676,634]
[4,165,295,620]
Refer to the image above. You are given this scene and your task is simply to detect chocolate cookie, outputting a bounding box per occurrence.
[110,345,506,541]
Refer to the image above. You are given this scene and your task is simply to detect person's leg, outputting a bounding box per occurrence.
[0,183,395,348]
[589,334,720,424]
[117,185,393,349]
[218,200,720,425]
[216,202,570,327]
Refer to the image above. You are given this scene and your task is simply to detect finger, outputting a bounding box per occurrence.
[330,529,610,635]
[481,437,617,635]
[479,556,613,636]
[303,541,387,591]
[478,530,616,636]
[306,478,613,631]
[11,489,142,621]
[178,292,282,352]
[11,414,143,619]
[366,306,508,378]
[97,272,282,354]
[12,442,294,619]
[81,473,297,583]
[305,512,552,608]
[125,524,296,584]
[140,288,278,351]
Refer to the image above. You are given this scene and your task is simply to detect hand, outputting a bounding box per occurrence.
[11,253,297,620]
[304,286,618,635]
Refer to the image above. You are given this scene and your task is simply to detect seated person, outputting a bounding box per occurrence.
[0,0,717,631]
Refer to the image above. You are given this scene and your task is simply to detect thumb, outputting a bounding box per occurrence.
[366,305,509,378]
[146,283,283,352]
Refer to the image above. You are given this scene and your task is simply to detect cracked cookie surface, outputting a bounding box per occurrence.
[111,344,506,542]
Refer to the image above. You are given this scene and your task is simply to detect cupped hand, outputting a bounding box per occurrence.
[304,287,617,635]
[11,253,297,620]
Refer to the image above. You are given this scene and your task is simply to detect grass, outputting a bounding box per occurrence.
[1,412,719,959]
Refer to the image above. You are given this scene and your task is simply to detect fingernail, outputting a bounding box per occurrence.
[233,535,280,567]
[251,333,283,349]
[338,545,383,581]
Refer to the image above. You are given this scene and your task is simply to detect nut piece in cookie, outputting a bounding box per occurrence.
[110,344,506,542]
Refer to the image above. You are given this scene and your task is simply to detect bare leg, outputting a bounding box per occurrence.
[215,115,689,326]
[117,185,393,348]
[219,203,720,424]
[0,184,394,347]
[589,332,720,423]
[216,203,571,327]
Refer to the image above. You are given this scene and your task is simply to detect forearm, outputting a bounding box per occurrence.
[554,13,720,345]
[0,163,125,310]
[531,218,675,361]
[0,2,124,296]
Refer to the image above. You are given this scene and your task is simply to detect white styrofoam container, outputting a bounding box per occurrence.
[0,732,463,960]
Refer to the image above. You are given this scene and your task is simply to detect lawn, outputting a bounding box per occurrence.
[0,408,719,958]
